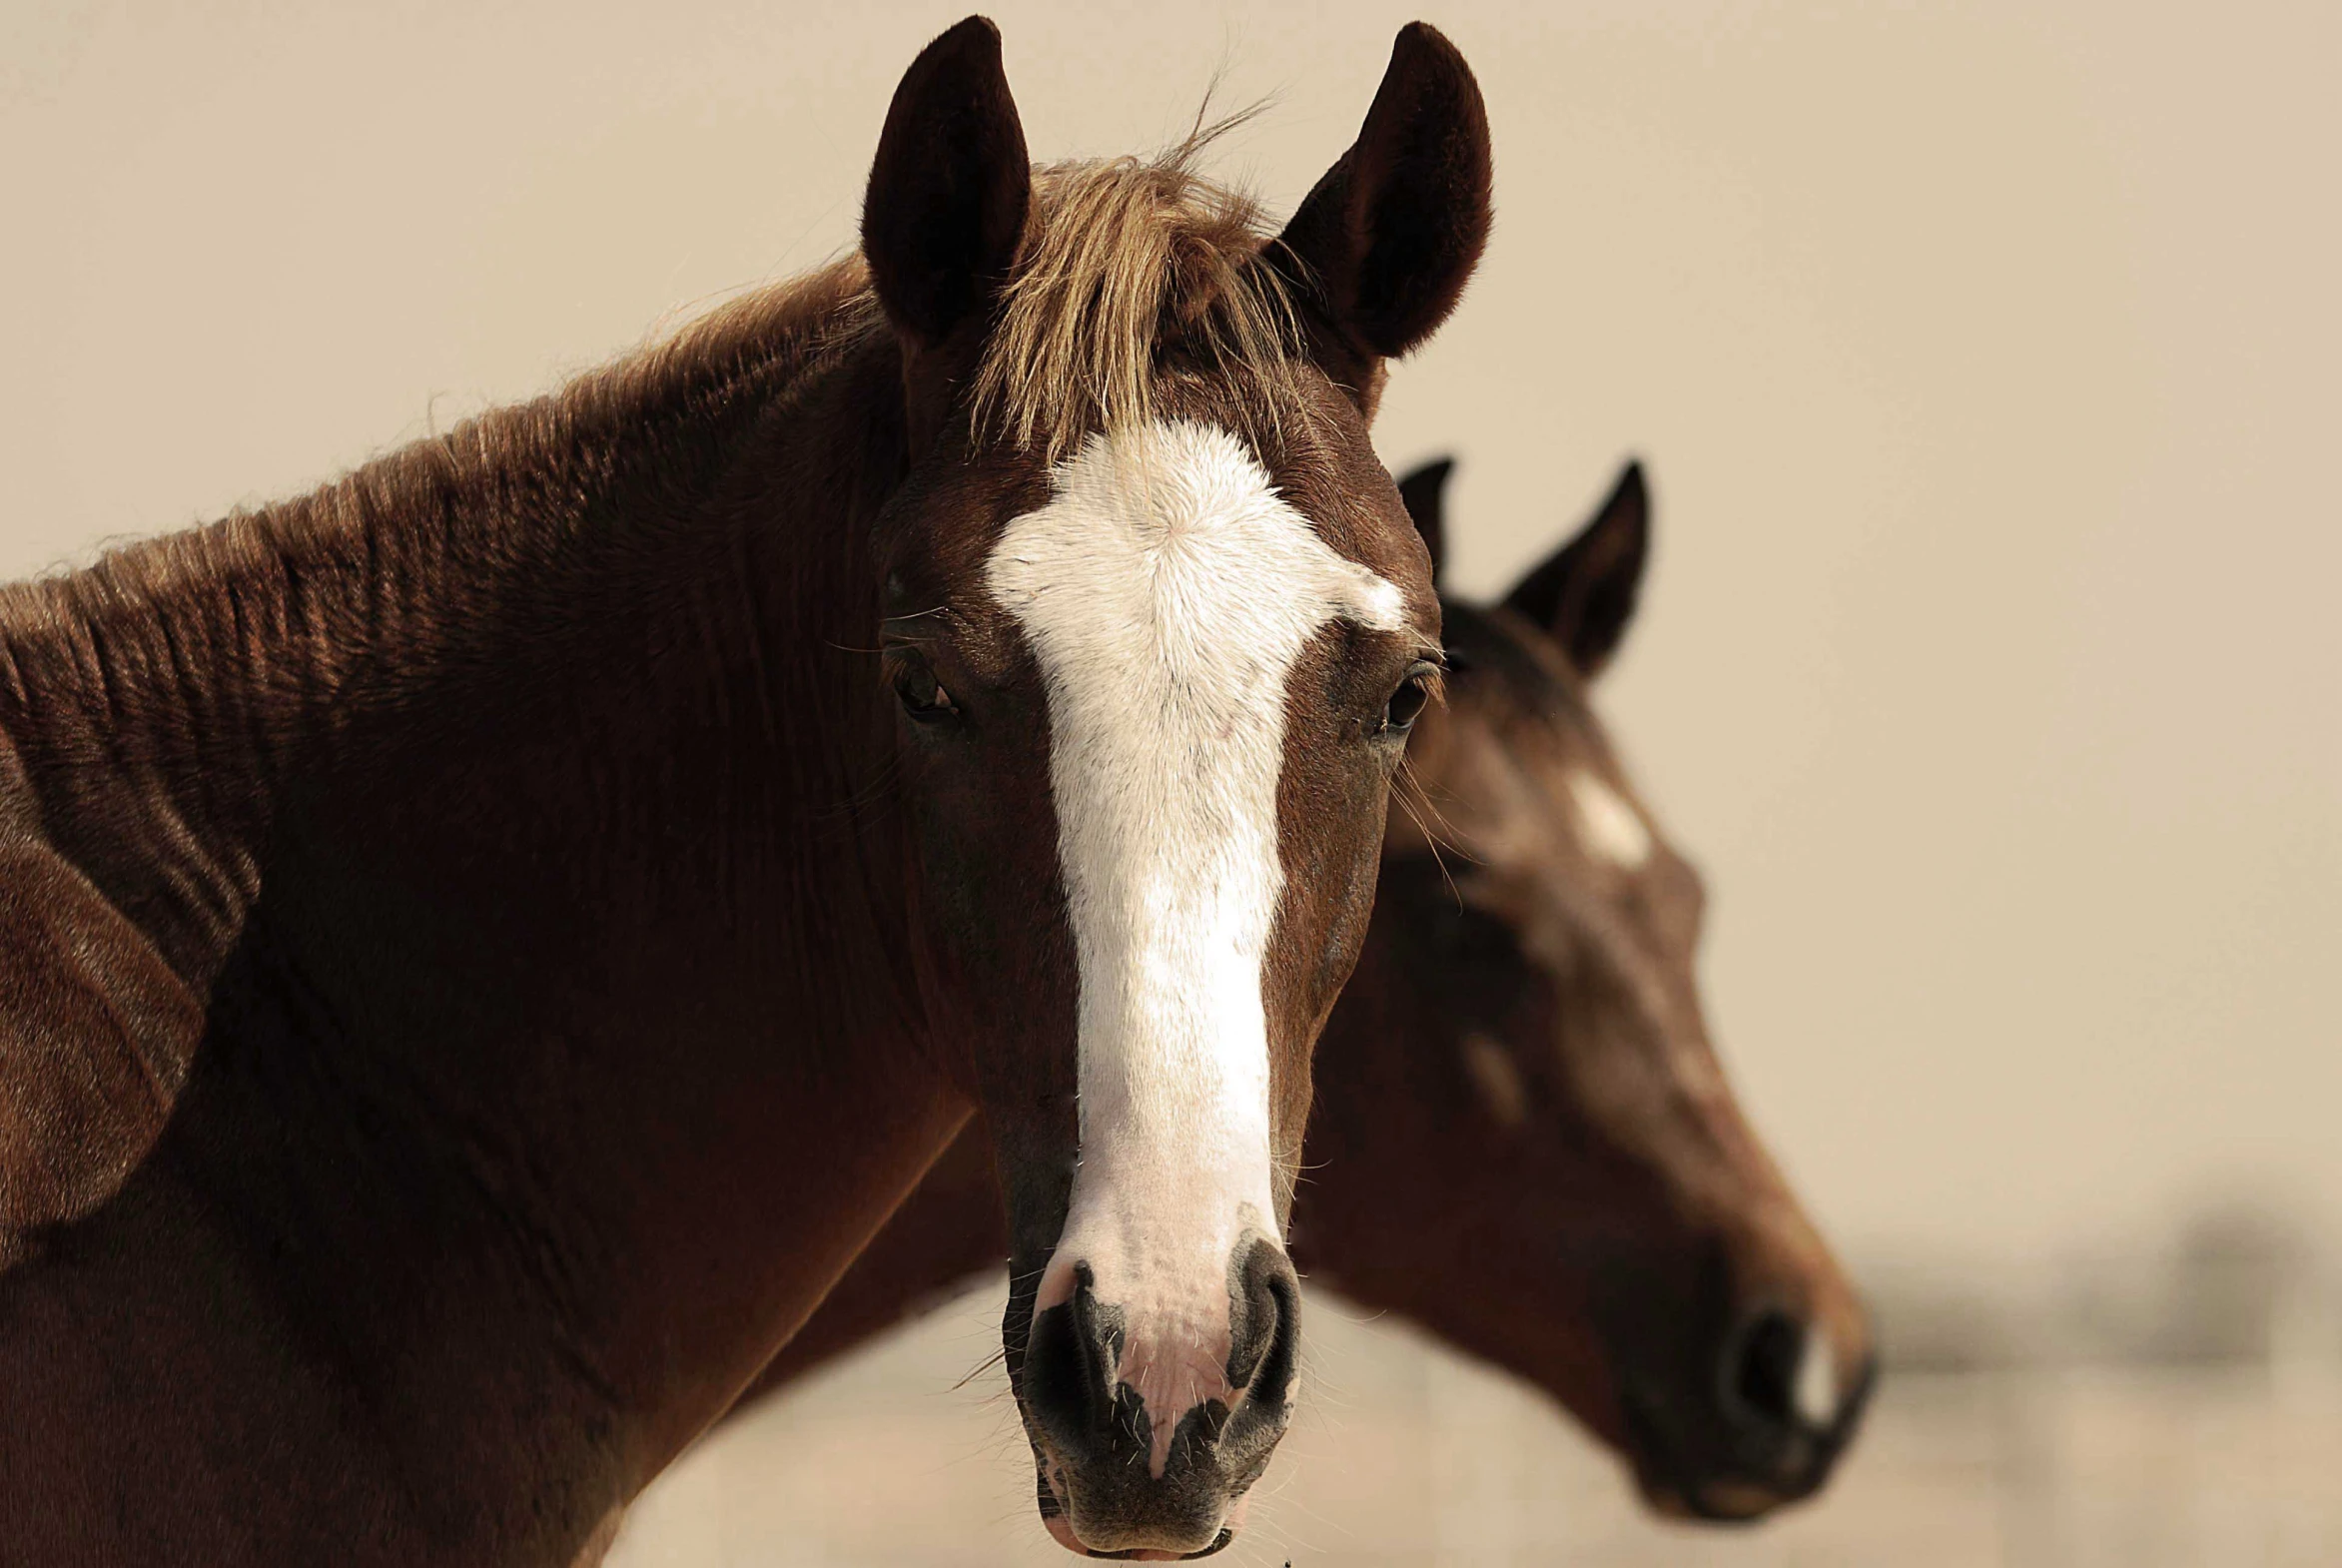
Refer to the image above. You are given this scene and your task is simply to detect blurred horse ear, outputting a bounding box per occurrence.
[1267,23,1492,409]
[1503,460,1651,680]
[863,16,1031,437]
[1395,456,1455,584]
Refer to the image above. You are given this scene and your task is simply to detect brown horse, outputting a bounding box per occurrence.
[0,20,1491,1564]
[707,461,1874,1539]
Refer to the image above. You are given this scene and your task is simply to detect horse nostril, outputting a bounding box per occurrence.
[1227,1240,1301,1408]
[1024,1264,1116,1446]
[1725,1307,1819,1434]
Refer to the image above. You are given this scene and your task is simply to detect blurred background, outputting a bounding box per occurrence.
[5,1,2337,1562]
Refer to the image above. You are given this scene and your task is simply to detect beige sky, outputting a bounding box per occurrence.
[2,0,2335,1262]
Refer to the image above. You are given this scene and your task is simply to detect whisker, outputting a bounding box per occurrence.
[1391,755,1468,910]
[816,751,907,824]
[952,1343,1010,1393]
[1394,748,1467,857]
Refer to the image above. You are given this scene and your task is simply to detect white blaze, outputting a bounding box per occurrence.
[987,418,1404,1462]
[1567,769,1654,869]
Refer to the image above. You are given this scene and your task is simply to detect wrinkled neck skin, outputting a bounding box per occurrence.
[0,327,970,1565]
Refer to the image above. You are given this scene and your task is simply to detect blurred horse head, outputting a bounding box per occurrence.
[1308,456,1875,1517]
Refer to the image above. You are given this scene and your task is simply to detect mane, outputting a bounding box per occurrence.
[0,257,879,657]
[454,125,1304,477]
[974,130,1306,462]
[0,128,1300,658]
[616,119,1304,466]
[583,122,1305,472]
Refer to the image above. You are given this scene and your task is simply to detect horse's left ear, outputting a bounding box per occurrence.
[863,17,1032,436]
[1267,23,1493,411]
[1395,456,1454,583]
[1502,460,1651,679]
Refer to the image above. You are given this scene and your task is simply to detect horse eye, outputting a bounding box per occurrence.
[1380,666,1436,734]
[891,658,959,723]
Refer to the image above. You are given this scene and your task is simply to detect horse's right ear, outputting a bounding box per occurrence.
[1502,460,1651,680]
[863,16,1031,428]
[1395,456,1455,584]
[1267,23,1492,412]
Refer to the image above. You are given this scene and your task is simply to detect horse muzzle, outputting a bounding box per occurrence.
[1016,1236,1299,1558]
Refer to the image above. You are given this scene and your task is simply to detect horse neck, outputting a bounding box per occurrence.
[1,295,967,1515]
[0,291,877,997]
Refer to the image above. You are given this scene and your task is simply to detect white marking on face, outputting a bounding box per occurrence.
[1794,1331,1839,1429]
[987,418,1405,1469]
[1567,769,1653,869]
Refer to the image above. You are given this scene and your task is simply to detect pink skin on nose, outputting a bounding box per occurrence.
[1117,1323,1234,1478]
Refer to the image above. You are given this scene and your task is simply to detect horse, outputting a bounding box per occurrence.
[0,19,1492,1563]
[690,460,1874,1547]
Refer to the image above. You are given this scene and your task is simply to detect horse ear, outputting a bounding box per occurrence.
[0,834,203,1258]
[1394,456,1454,584]
[862,17,1031,354]
[1502,460,1651,679]
[1267,23,1492,405]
